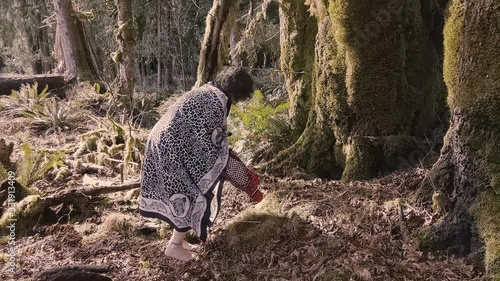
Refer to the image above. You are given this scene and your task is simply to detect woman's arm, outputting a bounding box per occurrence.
[221,149,263,202]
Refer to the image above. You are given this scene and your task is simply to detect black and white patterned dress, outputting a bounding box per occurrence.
[139,83,230,241]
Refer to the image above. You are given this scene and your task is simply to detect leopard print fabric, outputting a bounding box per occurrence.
[138,84,229,241]
[223,154,251,187]
[222,152,260,197]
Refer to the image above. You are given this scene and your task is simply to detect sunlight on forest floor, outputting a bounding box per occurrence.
[1,164,485,280]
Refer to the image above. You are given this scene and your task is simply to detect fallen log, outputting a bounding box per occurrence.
[0,74,67,96]
[81,181,141,196]
[44,181,141,205]
[0,181,141,236]
[66,160,107,175]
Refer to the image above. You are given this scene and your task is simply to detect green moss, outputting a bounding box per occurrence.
[329,0,437,136]
[0,195,46,236]
[111,50,123,64]
[82,213,141,243]
[443,0,464,108]
[417,226,439,251]
[118,21,137,42]
[224,192,286,251]
[275,0,445,180]
[471,191,500,275]
[446,0,500,127]
[280,0,318,139]
[342,137,377,181]
[54,166,71,181]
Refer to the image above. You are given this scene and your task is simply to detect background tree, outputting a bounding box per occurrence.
[269,0,447,180]
[0,0,54,74]
[419,0,500,276]
[115,0,136,114]
[53,0,98,81]
[195,0,239,87]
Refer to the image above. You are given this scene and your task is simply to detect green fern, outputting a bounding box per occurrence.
[229,90,291,149]
[17,143,64,187]
[29,98,79,134]
[0,82,49,117]
[0,83,80,134]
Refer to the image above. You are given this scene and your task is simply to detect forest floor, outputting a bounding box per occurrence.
[0,115,490,281]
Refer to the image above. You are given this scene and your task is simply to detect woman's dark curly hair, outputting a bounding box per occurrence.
[212,67,254,102]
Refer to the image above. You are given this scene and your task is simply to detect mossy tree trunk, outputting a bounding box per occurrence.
[115,0,136,115]
[418,0,500,276]
[53,0,97,82]
[195,0,238,87]
[278,0,317,140]
[271,0,446,180]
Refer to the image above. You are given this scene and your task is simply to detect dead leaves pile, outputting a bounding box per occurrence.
[2,168,487,280]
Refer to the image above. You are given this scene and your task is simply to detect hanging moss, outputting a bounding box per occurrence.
[117,21,137,42]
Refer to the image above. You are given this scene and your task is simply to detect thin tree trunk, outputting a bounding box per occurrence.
[165,2,173,87]
[140,58,146,87]
[115,0,136,114]
[16,0,45,74]
[229,3,243,66]
[41,25,52,73]
[157,0,162,90]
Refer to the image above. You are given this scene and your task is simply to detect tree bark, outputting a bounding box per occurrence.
[270,0,446,180]
[418,0,500,275]
[115,0,136,114]
[278,0,317,140]
[195,0,237,87]
[164,2,173,86]
[157,0,162,90]
[53,0,96,81]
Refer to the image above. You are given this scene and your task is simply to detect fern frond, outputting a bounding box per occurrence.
[17,143,35,187]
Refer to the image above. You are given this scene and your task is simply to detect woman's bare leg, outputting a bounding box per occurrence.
[164,230,197,262]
